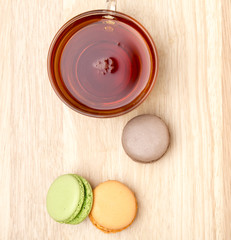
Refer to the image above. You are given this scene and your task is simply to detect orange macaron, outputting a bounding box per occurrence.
[89,180,137,233]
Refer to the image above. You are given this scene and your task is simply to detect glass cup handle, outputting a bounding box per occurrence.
[106,0,117,11]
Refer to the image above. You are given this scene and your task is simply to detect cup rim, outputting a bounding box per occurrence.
[47,9,159,118]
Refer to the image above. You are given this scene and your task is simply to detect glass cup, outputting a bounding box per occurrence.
[47,0,158,118]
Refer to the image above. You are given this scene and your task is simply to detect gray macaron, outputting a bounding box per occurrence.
[122,114,170,163]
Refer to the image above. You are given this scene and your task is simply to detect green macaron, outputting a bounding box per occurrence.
[46,174,85,223]
[68,175,93,224]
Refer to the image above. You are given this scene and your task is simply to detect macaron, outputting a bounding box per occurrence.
[122,114,170,163]
[46,174,93,224]
[89,180,137,233]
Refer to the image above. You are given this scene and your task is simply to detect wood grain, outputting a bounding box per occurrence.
[0,0,230,239]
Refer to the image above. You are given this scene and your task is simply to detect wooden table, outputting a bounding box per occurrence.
[1,0,230,239]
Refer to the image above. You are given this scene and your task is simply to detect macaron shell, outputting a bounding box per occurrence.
[122,114,170,163]
[46,174,84,223]
[68,175,93,224]
[90,180,137,232]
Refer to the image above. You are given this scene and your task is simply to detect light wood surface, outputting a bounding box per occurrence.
[0,0,230,239]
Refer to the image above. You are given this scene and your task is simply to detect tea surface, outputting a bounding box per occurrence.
[59,15,152,110]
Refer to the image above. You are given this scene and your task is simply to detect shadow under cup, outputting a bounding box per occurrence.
[47,10,158,118]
